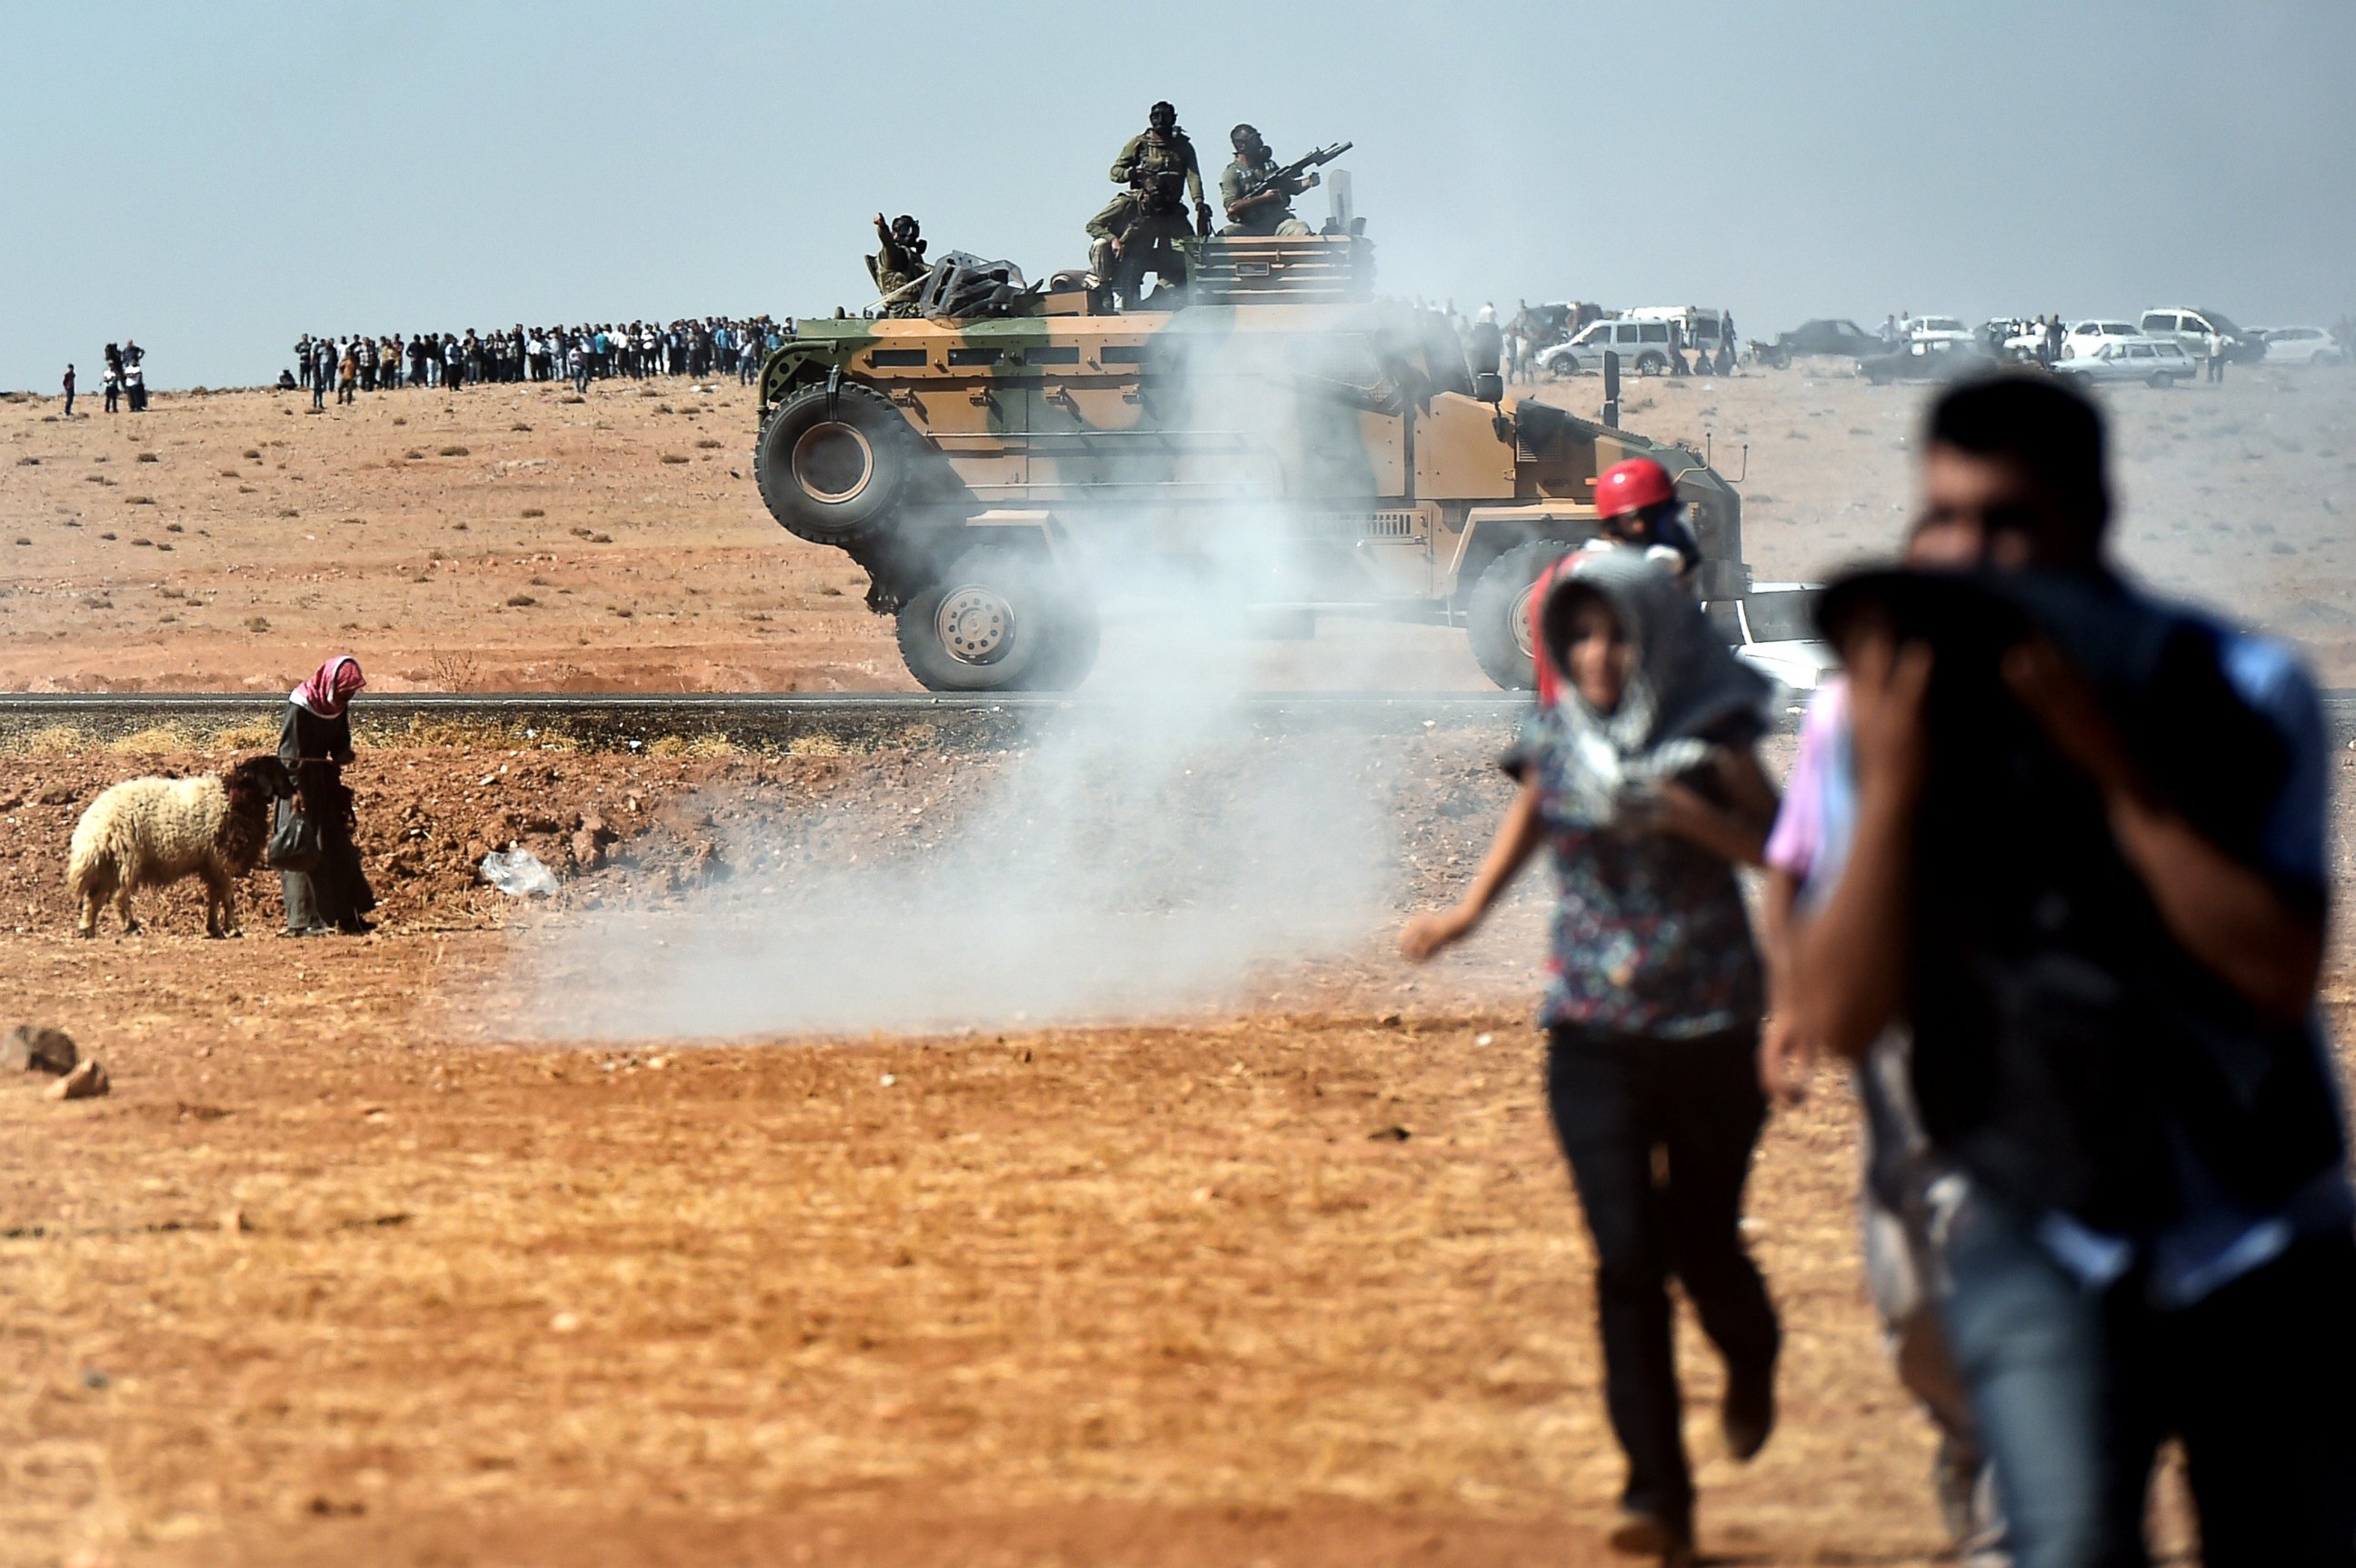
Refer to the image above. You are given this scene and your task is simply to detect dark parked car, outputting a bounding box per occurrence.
[1752,318,1881,367]
[1856,337,1995,385]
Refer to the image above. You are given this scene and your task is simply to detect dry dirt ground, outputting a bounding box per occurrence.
[3,363,2350,1564]
[12,724,2351,1567]
[1,362,2351,692]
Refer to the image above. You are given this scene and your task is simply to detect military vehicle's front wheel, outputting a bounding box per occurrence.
[895,546,1101,693]
[1465,540,1573,691]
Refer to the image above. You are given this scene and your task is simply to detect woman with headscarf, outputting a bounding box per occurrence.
[1401,551,1782,1567]
[278,655,376,935]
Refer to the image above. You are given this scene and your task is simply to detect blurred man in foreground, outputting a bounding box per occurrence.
[1785,375,2355,1566]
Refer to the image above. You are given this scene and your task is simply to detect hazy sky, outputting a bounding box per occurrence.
[5,0,2352,389]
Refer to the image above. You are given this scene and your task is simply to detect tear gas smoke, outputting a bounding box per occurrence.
[515,681,1398,1040]
[514,335,1459,1042]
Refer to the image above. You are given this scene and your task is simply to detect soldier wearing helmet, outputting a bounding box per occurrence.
[869,213,929,316]
[1593,457,1702,576]
[1109,102,1212,239]
[1086,172,1193,305]
[1220,125,1318,237]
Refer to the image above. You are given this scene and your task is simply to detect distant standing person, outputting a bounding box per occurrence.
[102,345,122,413]
[123,355,146,412]
[278,656,376,936]
[61,364,75,417]
[2206,325,2227,384]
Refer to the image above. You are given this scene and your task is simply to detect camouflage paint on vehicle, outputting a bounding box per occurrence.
[753,235,1747,691]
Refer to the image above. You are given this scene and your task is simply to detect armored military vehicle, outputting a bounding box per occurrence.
[752,235,1758,691]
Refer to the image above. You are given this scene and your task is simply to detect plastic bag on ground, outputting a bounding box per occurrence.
[480,845,560,897]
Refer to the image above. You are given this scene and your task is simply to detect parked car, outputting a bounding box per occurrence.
[2256,325,2346,366]
[1904,315,1975,346]
[1709,584,1838,693]
[2050,335,2199,386]
[1752,318,1879,368]
[1857,337,1995,385]
[1539,316,1681,375]
[2061,319,2141,360]
[1518,301,1599,354]
[1627,305,1729,359]
[2138,306,2267,364]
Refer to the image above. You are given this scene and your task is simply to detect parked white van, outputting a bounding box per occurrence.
[2138,307,2266,364]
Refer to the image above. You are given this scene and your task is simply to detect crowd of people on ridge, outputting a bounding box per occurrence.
[282,318,791,406]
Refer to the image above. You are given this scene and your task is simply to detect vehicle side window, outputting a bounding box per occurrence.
[1640,324,1668,343]
[2183,315,2209,335]
[2128,344,2151,358]
[2141,314,2171,335]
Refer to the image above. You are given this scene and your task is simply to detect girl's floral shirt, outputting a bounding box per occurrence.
[1505,705,1764,1038]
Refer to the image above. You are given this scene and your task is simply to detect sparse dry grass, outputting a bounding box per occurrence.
[2,717,283,758]
[644,733,737,759]
[14,724,94,755]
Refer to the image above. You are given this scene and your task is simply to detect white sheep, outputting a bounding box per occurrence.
[65,754,296,938]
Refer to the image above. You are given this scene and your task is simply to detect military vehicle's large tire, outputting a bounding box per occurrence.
[1466,540,1573,691]
[1021,601,1103,693]
[755,382,924,546]
[895,545,1099,693]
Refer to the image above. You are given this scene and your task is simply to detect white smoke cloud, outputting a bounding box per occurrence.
[509,325,1465,1042]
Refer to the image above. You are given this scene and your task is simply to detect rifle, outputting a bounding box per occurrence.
[1237,141,1353,205]
[1117,170,1187,253]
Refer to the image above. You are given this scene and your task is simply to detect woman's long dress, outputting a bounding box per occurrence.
[276,702,377,932]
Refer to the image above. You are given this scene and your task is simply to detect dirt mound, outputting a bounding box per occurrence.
[0,733,1518,941]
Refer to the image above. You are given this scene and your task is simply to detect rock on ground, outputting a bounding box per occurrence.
[44,1059,108,1101]
[3,1024,78,1074]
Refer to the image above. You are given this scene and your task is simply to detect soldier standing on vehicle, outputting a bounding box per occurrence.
[1218,124,1318,237]
[870,214,929,316]
[1110,101,1212,239]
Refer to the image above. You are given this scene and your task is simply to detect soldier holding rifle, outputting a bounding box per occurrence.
[1220,126,1350,237]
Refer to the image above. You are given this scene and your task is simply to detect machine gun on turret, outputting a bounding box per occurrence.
[1234,140,1353,205]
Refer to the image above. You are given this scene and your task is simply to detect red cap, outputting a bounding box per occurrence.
[1595,456,1677,521]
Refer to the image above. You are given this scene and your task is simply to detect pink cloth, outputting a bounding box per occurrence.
[1763,675,1848,881]
[290,655,365,718]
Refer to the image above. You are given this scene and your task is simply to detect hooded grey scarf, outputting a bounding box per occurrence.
[1535,551,1772,825]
